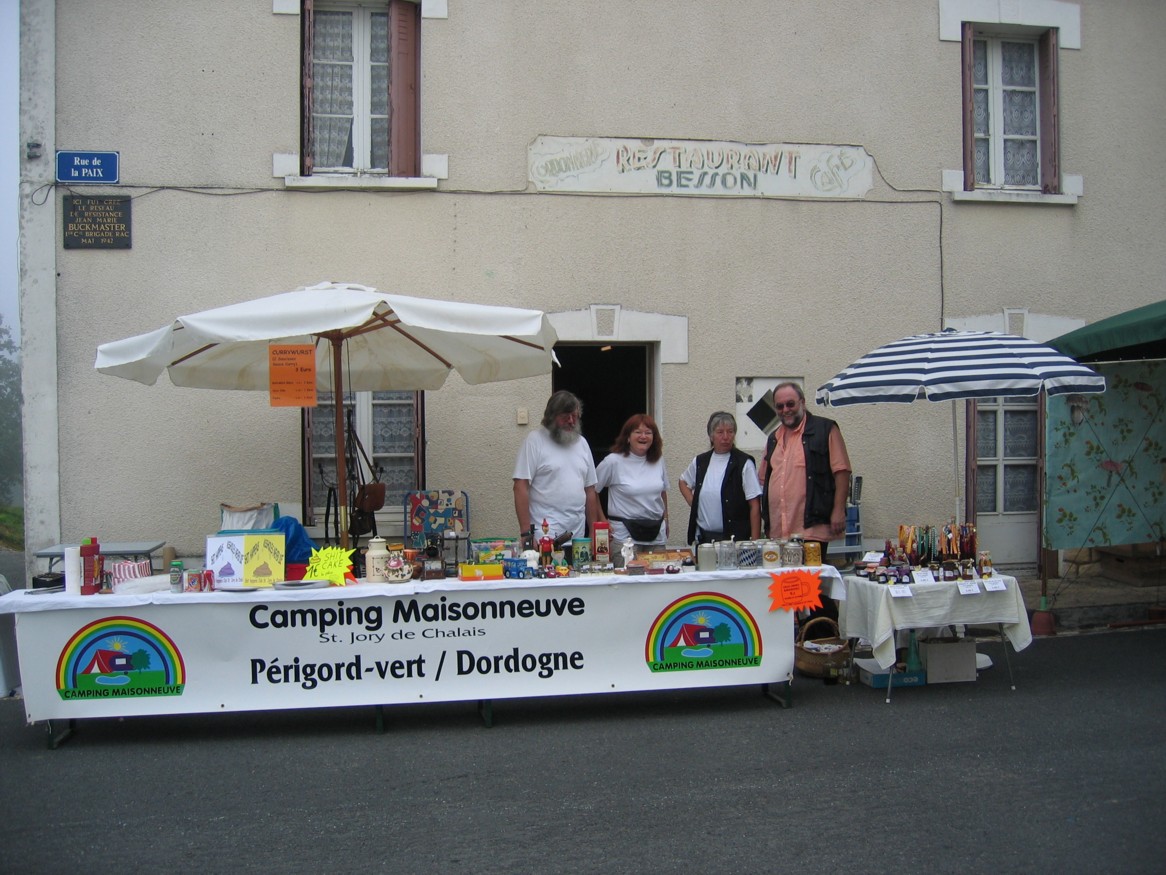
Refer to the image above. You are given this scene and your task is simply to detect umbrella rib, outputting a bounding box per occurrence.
[170,343,218,368]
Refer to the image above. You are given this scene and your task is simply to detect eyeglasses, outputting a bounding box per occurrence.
[776,400,800,410]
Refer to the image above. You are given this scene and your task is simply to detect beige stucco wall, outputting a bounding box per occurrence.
[23,0,1166,562]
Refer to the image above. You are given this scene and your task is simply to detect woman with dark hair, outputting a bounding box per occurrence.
[595,414,669,547]
[679,411,761,546]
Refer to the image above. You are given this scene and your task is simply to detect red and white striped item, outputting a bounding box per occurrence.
[111,559,153,582]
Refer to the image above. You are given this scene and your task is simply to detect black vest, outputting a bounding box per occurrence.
[762,412,839,535]
[686,447,756,544]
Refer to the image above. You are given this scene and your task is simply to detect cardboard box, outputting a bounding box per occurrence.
[920,637,978,683]
[458,563,504,581]
[206,530,285,587]
[855,658,927,689]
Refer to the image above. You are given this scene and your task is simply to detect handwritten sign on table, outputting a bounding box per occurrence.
[269,344,317,407]
[912,568,936,584]
[958,581,981,595]
[888,584,913,598]
[767,570,823,613]
[982,578,1007,592]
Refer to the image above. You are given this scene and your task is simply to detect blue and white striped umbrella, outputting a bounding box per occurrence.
[816,328,1106,407]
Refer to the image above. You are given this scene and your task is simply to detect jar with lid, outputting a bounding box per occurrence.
[736,540,760,568]
[365,537,390,582]
[781,537,804,567]
[761,540,781,569]
[715,540,738,570]
[697,542,717,571]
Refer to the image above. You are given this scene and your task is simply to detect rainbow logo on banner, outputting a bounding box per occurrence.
[55,616,185,701]
[644,591,762,673]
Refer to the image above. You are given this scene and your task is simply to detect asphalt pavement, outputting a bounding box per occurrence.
[0,627,1163,874]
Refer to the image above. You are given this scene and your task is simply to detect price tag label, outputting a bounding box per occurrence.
[912,568,936,584]
[983,578,1007,592]
[888,584,913,598]
[957,581,981,595]
[862,552,884,563]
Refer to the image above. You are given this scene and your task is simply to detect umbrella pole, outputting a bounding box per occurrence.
[952,401,961,524]
[331,336,350,550]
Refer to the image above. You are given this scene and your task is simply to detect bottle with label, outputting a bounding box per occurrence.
[80,538,100,595]
[170,560,185,593]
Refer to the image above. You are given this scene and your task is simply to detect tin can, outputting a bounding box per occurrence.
[169,560,184,593]
[183,569,203,593]
[201,569,215,591]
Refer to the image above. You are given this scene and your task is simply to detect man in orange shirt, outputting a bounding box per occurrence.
[759,382,852,620]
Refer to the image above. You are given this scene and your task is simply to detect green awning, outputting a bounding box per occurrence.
[1048,299,1166,362]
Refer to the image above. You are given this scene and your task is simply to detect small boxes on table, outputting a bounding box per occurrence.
[206,530,285,588]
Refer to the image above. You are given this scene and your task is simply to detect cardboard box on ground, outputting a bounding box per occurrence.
[920,637,977,683]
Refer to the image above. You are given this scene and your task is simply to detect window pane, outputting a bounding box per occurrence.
[313,63,353,114]
[315,11,354,62]
[379,458,417,508]
[370,63,388,115]
[1003,139,1038,186]
[976,465,997,513]
[973,40,988,86]
[370,12,388,63]
[974,138,991,184]
[1003,90,1037,136]
[976,410,997,458]
[372,402,416,455]
[370,118,388,169]
[973,89,990,136]
[1003,409,1037,457]
[1003,464,1038,512]
[1001,41,1035,87]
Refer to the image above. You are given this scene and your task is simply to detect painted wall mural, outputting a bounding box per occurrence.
[1044,361,1165,549]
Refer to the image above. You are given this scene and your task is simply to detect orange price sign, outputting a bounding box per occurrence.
[268,344,317,407]
[767,569,823,613]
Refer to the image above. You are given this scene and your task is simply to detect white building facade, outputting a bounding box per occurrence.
[18,0,1166,572]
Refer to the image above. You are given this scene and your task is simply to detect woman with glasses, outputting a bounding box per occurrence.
[595,414,670,548]
[679,412,762,546]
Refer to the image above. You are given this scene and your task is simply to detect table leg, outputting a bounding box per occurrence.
[998,623,1016,690]
[375,704,388,733]
[762,679,792,708]
[45,719,76,749]
[477,699,494,728]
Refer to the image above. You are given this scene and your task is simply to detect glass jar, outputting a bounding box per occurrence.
[715,540,738,570]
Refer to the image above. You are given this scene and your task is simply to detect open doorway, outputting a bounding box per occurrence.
[552,344,649,469]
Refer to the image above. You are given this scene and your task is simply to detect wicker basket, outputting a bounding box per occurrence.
[794,616,851,678]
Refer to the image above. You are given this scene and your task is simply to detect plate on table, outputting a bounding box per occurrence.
[274,579,331,590]
[214,584,266,593]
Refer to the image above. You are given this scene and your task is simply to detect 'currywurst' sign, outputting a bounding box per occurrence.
[529,136,872,199]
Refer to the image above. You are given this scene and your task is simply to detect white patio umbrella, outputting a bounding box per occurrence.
[96,281,559,546]
[815,327,1106,521]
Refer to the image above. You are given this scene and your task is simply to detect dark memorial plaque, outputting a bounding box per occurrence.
[63,195,132,249]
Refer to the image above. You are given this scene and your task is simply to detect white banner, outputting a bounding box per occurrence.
[529,136,873,198]
[5,571,811,721]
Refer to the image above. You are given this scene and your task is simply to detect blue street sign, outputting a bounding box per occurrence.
[56,151,120,184]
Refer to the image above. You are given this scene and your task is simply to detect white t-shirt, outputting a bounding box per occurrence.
[513,427,598,540]
[680,451,761,534]
[595,451,669,544]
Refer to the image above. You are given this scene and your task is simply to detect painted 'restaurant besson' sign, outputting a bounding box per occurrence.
[529,136,873,199]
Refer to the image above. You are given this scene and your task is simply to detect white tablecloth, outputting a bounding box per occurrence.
[839,575,1032,668]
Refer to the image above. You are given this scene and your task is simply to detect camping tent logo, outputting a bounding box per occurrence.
[56,616,185,701]
[644,591,762,673]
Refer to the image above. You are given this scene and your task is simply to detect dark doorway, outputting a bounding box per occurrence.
[552,344,649,469]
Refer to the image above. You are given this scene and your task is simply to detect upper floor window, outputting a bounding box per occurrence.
[963,27,1059,193]
[301,0,420,177]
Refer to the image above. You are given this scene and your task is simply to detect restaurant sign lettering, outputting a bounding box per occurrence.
[529,135,872,199]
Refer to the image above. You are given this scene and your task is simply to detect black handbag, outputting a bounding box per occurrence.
[608,515,663,542]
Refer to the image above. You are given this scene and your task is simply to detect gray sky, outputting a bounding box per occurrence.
[2,0,17,344]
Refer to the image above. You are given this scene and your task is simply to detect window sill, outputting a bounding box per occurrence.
[941,170,1082,205]
[283,175,439,191]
